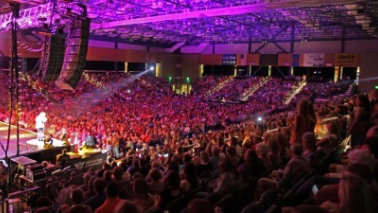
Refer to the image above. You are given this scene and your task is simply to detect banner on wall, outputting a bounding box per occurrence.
[222,54,237,65]
[303,53,325,67]
[240,54,247,66]
[292,54,300,67]
[334,53,358,67]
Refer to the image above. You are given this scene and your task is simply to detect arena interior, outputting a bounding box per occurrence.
[0,0,378,213]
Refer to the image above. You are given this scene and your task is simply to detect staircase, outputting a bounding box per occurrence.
[240,78,268,101]
[205,77,234,98]
[344,84,354,96]
[284,81,307,105]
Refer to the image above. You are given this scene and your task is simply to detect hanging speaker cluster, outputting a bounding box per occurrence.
[39,18,90,90]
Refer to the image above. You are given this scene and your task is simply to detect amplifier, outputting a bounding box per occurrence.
[26,164,46,182]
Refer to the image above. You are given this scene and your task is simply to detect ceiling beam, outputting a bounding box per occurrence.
[92,0,360,30]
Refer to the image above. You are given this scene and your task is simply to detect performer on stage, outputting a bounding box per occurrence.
[35,112,47,141]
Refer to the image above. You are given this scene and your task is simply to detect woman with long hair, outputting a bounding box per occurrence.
[180,163,200,193]
[321,172,374,213]
[348,94,371,147]
[290,99,315,144]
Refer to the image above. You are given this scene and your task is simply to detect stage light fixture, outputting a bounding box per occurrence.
[150,66,154,70]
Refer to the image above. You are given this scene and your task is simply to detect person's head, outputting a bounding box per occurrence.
[133,178,149,200]
[70,188,84,205]
[36,196,50,208]
[115,200,139,213]
[200,151,209,164]
[364,136,378,159]
[211,145,220,157]
[338,172,373,213]
[188,199,214,213]
[256,142,269,157]
[113,166,124,180]
[182,163,198,188]
[148,168,162,182]
[93,178,106,195]
[369,89,378,102]
[219,157,237,174]
[346,163,374,184]
[297,98,310,115]
[163,170,180,189]
[244,149,259,164]
[290,144,304,157]
[62,149,67,155]
[226,145,237,157]
[104,170,112,180]
[34,207,52,213]
[41,161,48,169]
[302,132,316,151]
[183,153,192,164]
[355,94,370,111]
[347,149,375,172]
[327,120,340,135]
[106,181,119,198]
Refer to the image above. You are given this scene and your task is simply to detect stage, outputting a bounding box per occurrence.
[0,121,65,159]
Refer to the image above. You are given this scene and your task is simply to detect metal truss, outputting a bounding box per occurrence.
[0,0,376,45]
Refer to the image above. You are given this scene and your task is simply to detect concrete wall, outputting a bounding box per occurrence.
[359,53,378,92]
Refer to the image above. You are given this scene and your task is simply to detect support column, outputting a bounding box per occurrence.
[268,65,272,77]
[290,23,295,53]
[234,66,237,77]
[200,64,204,77]
[290,66,294,76]
[341,27,346,53]
[124,62,128,73]
[249,65,252,76]
[334,67,340,83]
[340,67,343,81]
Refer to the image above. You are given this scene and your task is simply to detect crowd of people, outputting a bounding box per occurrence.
[0,70,377,213]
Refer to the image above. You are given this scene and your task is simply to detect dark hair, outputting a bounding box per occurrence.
[164,170,180,189]
[188,199,214,213]
[365,136,378,158]
[70,188,84,205]
[183,163,199,189]
[93,178,106,194]
[183,153,192,164]
[106,182,119,198]
[133,178,149,200]
[347,163,374,184]
[113,166,124,180]
[36,196,50,208]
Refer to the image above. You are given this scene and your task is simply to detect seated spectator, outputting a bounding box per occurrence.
[210,145,222,167]
[133,178,154,212]
[188,199,214,213]
[180,163,200,193]
[115,200,139,213]
[255,144,310,199]
[196,151,213,177]
[156,170,183,210]
[68,188,91,213]
[84,178,107,212]
[238,149,265,181]
[95,182,123,213]
[147,168,164,195]
[302,132,318,167]
[256,143,272,169]
[213,158,243,196]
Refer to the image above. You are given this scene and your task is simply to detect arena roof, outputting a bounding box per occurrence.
[0,0,377,46]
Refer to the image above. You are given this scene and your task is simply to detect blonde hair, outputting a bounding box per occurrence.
[338,172,373,213]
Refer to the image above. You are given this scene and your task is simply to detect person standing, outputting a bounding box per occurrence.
[35,112,47,141]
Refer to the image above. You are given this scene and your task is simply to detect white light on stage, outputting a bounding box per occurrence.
[150,66,154,71]
[257,117,262,122]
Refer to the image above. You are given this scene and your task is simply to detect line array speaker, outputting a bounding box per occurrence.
[39,35,65,81]
[56,18,90,90]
